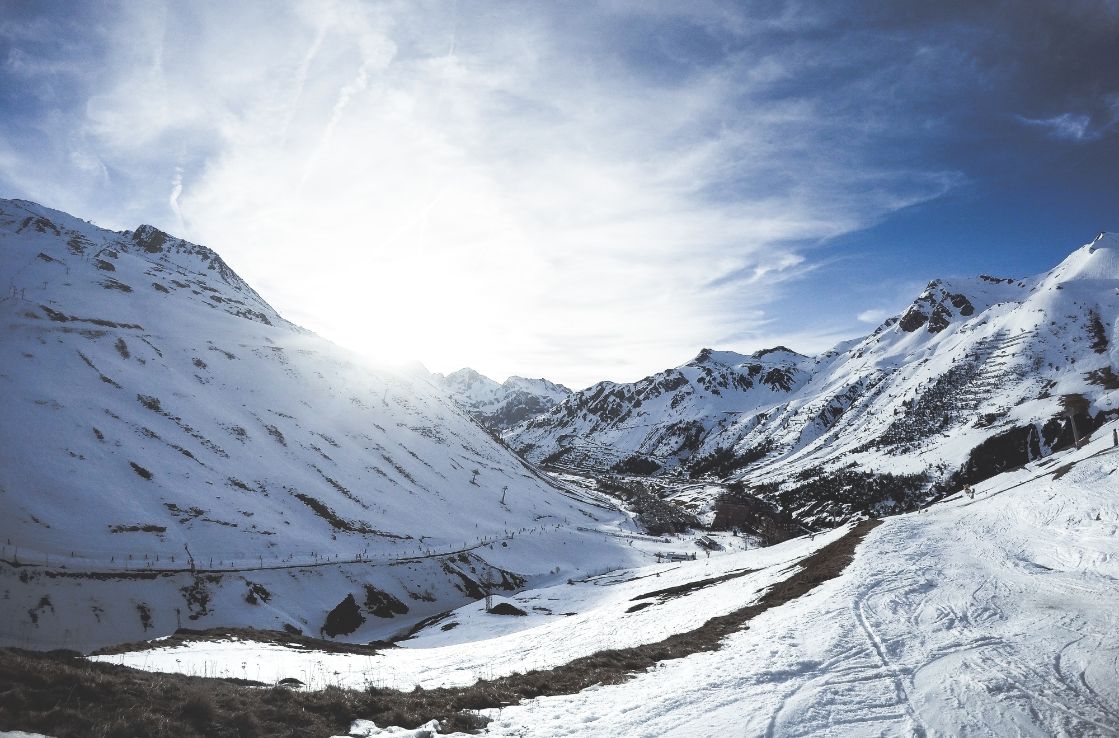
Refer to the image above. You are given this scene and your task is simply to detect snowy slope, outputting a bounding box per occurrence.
[94,525,850,689]
[96,424,1119,736]
[477,427,1119,737]
[437,368,571,432]
[0,198,637,650]
[509,235,1119,527]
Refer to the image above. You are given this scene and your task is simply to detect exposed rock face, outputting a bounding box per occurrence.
[509,347,811,473]
[322,593,365,637]
[131,224,169,253]
[508,234,1119,528]
[488,602,527,616]
[363,585,409,618]
[899,280,982,334]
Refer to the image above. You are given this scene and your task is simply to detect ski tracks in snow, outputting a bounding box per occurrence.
[762,497,1119,738]
[762,568,930,737]
[852,504,1119,737]
[851,574,928,737]
[464,456,1118,737]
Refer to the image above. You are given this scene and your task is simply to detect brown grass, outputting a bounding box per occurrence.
[0,652,486,738]
[629,565,758,605]
[93,628,389,658]
[1,520,878,736]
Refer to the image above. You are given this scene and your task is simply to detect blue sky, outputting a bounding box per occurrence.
[1,1,1117,388]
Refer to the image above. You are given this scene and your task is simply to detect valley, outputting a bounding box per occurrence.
[2,199,1117,737]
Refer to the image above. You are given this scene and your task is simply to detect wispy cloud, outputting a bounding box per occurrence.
[1017,112,1104,142]
[5,1,1113,386]
[168,166,184,230]
[856,308,891,324]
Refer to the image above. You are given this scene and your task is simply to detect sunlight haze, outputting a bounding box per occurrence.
[1,1,1116,387]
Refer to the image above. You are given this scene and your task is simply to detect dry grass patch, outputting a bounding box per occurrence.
[2,520,878,736]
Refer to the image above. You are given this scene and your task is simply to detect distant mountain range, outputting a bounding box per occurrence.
[505,234,1119,528]
[435,368,571,432]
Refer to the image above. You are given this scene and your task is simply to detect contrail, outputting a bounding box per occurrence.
[168,166,184,231]
[281,22,329,142]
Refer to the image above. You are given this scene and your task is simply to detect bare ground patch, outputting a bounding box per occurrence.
[627,565,758,610]
[92,627,391,658]
[1,520,878,736]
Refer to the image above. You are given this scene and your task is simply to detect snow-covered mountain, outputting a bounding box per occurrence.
[437,368,571,432]
[508,234,1119,527]
[0,198,636,650]
[510,346,810,474]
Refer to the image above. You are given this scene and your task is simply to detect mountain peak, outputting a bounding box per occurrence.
[691,348,748,366]
[752,345,803,360]
[897,274,1031,335]
[440,369,570,432]
[504,375,572,396]
[446,367,486,380]
[123,223,267,300]
[444,367,499,387]
[690,346,804,368]
[898,283,975,334]
[1045,233,1119,284]
[130,223,173,253]
[0,197,282,328]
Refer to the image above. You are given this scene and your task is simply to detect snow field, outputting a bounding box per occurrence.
[476,435,1119,737]
[91,432,1119,736]
[0,198,658,649]
[92,525,848,690]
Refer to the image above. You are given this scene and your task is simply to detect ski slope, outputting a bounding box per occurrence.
[92,527,841,690]
[482,427,1119,737]
[96,424,1119,736]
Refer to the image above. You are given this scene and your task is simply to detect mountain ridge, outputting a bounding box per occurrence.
[437,367,572,432]
[507,233,1119,527]
[0,197,636,651]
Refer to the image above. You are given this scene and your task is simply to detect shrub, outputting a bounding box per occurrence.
[179,692,217,726]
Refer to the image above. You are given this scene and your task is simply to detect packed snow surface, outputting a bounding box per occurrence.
[99,424,1119,736]
[481,427,1119,737]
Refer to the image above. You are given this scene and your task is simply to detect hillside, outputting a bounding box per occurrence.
[0,198,639,651]
[508,235,1119,527]
[90,421,1119,736]
[488,420,1119,736]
